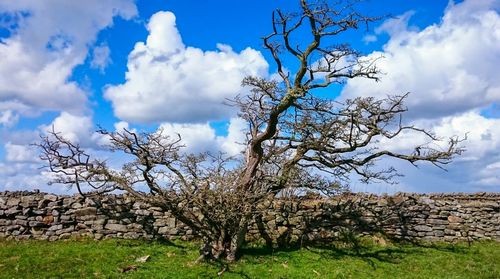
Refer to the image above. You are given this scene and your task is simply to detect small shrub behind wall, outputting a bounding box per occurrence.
[0,191,499,243]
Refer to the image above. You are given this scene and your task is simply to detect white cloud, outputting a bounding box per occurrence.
[0,0,137,120]
[39,111,113,148]
[0,113,246,192]
[362,34,377,44]
[114,121,132,133]
[0,160,70,193]
[41,112,94,144]
[159,122,217,154]
[0,110,19,127]
[219,117,247,156]
[0,40,88,114]
[1,112,98,151]
[376,10,418,37]
[376,112,500,160]
[0,111,114,192]
[158,118,247,156]
[0,162,48,191]
[341,0,500,192]
[105,11,269,123]
[478,160,500,186]
[90,44,112,72]
[5,142,39,163]
[432,113,500,161]
[341,0,500,120]
[380,112,500,190]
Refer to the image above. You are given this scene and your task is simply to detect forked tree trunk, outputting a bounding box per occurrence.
[226,221,248,262]
[198,218,249,262]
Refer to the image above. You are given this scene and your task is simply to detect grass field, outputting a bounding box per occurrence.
[0,238,499,278]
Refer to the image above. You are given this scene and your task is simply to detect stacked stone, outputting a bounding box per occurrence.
[0,191,186,241]
[244,193,500,243]
[1,191,499,243]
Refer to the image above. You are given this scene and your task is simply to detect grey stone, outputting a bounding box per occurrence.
[48,224,63,231]
[1,192,500,244]
[157,227,169,235]
[47,202,59,207]
[414,225,433,232]
[377,199,388,206]
[427,219,448,225]
[77,215,96,221]
[33,210,46,215]
[153,219,167,227]
[123,232,139,239]
[105,223,127,232]
[43,195,58,202]
[93,218,106,225]
[166,218,176,228]
[6,225,21,232]
[448,215,463,223]
[59,233,72,240]
[60,215,72,221]
[418,197,434,205]
[14,219,28,226]
[74,207,97,217]
[133,202,149,209]
[21,196,37,207]
[127,224,143,231]
[71,202,83,209]
[6,198,20,207]
[5,208,21,216]
[76,223,88,230]
[434,231,445,237]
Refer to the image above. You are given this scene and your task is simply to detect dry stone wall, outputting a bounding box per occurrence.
[1,191,499,243]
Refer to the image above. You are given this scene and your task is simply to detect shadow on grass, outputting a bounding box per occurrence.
[241,243,410,265]
[238,239,472,271]
[395,239,472,254]
[110,237,188,251]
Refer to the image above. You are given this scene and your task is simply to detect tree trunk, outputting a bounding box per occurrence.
[198,219,248,262]
[226,225,247,262]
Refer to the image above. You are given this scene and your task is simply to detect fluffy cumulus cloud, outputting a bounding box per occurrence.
[4,142,39,163]
[40,112,98,145]
[0,162,50,191]
[0,112,119,192]
[105,11,269,123]
[0,0,137,192]
[342,0,500,192]
[372,112,500,190]
[342,0,500,119]
[0,0,137,125]
[158,118,247,156]
[1,112,247,192]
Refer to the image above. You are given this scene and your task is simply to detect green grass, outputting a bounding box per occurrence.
[0,238,499,278]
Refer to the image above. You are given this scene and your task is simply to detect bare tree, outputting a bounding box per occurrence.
[37,0,463,262]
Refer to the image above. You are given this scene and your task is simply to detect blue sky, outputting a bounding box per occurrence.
[0,0,499,193]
